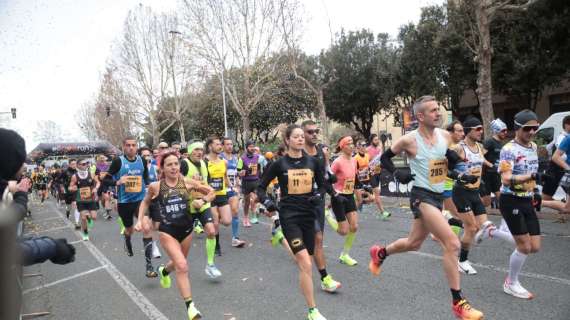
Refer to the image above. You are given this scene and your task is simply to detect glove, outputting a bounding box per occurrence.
[328,173,338,185]
[394,169,413,184]
[308,194,322,206]
[459,174,478,184]
[531,172,546,185]
[50,238,76,265]
[363,184,373,193]
[263,199,278,212]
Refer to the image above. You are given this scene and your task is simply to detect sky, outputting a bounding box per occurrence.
[0,0,442,152]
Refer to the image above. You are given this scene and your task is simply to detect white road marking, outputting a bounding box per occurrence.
[24,225,69,235]
[410,251,570,286]
[49,203,168,320]
[23,265,106,294]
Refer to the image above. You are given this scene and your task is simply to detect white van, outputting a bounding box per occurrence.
[536,111,570,154]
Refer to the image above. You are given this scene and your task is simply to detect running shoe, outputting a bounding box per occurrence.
[87,217,94,229]
[474,220,494,244]
[205,264,222,279]
[307,308,327,320]
[339,254,358,266]
[146,263,158,278]
[458,260,477,275]
[321,275,341,293]
[232,237,246,248]
[194,224,204,234]
[124,238,134,257]
[503,278,534,299]
[368,245,385,276]
[187,302,202,320]
[118,217,125,235]
[152,241,161,259]
[157,265,171,289]
[75,223,81,230]
[452,299,484,320]
[250,214,259,224]
[82,233,89,241]
[271,229,284,247]
[380,210,391,220]
[243,216,252,227]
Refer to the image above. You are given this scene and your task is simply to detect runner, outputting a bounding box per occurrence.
[140,147,162,259]
[95,155,113,220]
[220,137,246,247]
[63,159,81,229]
[354,139,372,211]
[34,165,49,205]
[542,115,570,202]
[103,137,157,278]
[183,141,221,279]
[135,151,210,320]
[443,121,465,236]
[497,109,545,299]
[369,96,483,320]
[452,116,514,275]
[542,127,570,217]
[255,124,328,320]
[302,120,341,293]
[367,134,390,219]
[69,159,100,241]
[237,141,262,226]
[205,136,233,256]
[326,135,360,267]
[481,118,508,208]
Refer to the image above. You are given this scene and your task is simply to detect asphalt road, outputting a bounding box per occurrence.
[21,197,570,320]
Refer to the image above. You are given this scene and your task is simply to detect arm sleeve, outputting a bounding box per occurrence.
[103,158,121,187]
[142,158,150,185]
[380,148,397,173]
[255,161,278,204]
[236,158,244,171]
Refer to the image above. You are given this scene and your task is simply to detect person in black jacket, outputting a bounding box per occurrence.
[255,124,328,320]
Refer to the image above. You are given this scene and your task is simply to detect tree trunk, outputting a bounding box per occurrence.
[241,112,251,142]
[317,89,329,144]
[178,119,186,144]
[475,2,495,136]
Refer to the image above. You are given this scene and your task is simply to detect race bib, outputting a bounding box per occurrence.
[210,177,224,191]
[124,176,142,193]
[249,163,258,176]
[79,187,92,201]
[342,178,355,194]
[287,169,313,195]
[227,169,237,187]
[428,160,448,184]
[466,167,482,189]
[357,169,370,181]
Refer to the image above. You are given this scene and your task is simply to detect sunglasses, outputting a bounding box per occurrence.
[305,129,320,135]
[500,129,508,133]
[358,143,367,147]
[521,125,539,132]
[79,162,88,166]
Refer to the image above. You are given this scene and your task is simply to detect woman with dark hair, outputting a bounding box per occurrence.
[255,124,328,320]
[135,151,213,319]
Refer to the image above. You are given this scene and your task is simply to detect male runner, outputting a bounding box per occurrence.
[369,95,483,320]
[104,137,156,278]
[69,159,100,241]
[302,120,341,293]
[237,141,262,226]
[63,159,80,229]
[220,137,246,247]
[542,115,570,201]
[367,134,390,219]
[140,147,162,259]
[481,118,508,208]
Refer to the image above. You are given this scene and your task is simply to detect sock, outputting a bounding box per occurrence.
[66,210,70,219]
[319,268,328,280]
[451,288,463,303]
[309,307,316,313]
[143,237,153,265]
[184,297,193,309]
[74,210,80,224]
[342,231,356,255]
[231,216,239,238]
[83,228,88,235]
[215,234,220,250]
[377,246,388,260]
[459,247,469,262]
[161,266,170,277]
[106,209,111,215]
[206,237,216,265]
[325,211,339,231]
[508,249,527,283]
[489,228,515,245]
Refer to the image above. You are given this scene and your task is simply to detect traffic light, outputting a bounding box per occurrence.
[105,106,111,117]
[11,108,16,119]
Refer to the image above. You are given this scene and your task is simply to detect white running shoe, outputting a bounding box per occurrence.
[152,241,161,259]
[458,260,478,275]
[503,278,534,299]
[205,264,222,279]
[474,221,495,244]
[232,237,246,248]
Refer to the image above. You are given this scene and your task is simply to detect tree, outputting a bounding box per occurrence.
[491,0,570,111]
[452,0,539,134]
[33,120,65,143]
[181,0,299,140]
[322,29,399,139]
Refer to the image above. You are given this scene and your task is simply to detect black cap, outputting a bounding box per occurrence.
[0,128,26,180]
[514,110,538,129]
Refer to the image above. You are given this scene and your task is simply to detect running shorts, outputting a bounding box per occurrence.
[409,187,444,219]
[499,194,540,236]
[452,186,486,216]
[117,201,141,228]
[331,193,357,222]
[280,211,316,255]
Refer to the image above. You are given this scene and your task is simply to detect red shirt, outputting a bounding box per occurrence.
[367,145,382,160]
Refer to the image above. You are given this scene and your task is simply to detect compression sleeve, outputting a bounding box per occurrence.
[255,160,278,204]
[380,148,397,173]
[446,149,463,169]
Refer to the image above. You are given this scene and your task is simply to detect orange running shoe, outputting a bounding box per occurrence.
[368,245,385,276]
[452,299,484,320]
